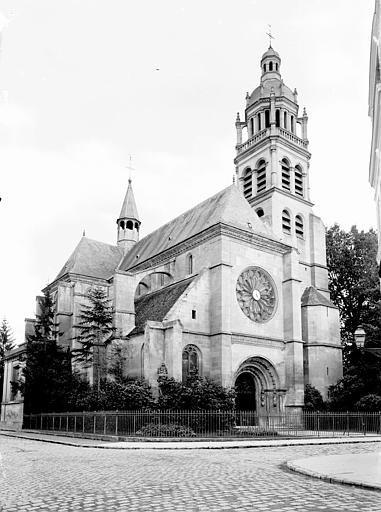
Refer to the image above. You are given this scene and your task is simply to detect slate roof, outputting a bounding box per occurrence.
[301,286,336,308]
[119,178,140,222]
[55,237,123,281]
[120,184,276,271]
[130,277,195,335]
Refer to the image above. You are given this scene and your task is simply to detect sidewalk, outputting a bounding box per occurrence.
[288,452,381,492]
[1,428,380,451]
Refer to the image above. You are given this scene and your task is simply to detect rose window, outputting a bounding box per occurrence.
[236,267,277,322]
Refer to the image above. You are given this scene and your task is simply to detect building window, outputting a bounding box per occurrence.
[256,160,266,194]
[250,117,254,136]
[281,158,290,191]
[187,254,193,274]
[294,165,304,197]
[295,215,304,238]
[264,64,267,72]
[182,344,200,382]
[257,113,261,131]
[243,168,252,199]
[265,110,270,128]
[290,115,295,133]
[275,109,280,127]
[269,61,273,71]
[192,310,196,319]
[282,210,291,234]
[126,220,133,230]
[284,112,287,129]
[275,63,278,71]
[256,208,264,218]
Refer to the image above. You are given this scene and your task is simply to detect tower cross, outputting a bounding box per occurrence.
[266,24,274,47]
[125,155,135,182]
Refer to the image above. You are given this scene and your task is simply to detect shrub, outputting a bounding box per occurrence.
[355,394,381,411]
[136,423,196,437]
[157,376,236,411]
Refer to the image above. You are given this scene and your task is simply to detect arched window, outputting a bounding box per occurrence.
[243,168,252,199]
[269,61,273,71]
[120,220,125,230]
[250,117,254,136]
[281,158,290,191]
[257,113,262,131]
[256,208,264,218]
[290,115,295,133]
[134,222,139,230]
[294,165,304,197]
[284,112,287,129]
[265,109,270,128]
[275,63,278,71]
[295,215,304,238]
[141,343,145,378]
[264,64,267,72]
[182,344,200,382]
[126,220,133,230]
[256,160,266,194]
[282,209,291,234]
[187,254,193,274]
[275,109,280,127]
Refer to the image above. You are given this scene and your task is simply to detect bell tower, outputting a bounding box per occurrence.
[117,178,141,253]
[234,46,311,245]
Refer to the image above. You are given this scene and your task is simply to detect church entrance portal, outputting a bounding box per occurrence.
[235,372,256,411]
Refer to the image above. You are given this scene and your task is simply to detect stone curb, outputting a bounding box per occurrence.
[1,430,381,450]
[286,460,381,492]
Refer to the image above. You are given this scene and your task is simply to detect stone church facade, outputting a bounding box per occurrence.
[26,46,342,414]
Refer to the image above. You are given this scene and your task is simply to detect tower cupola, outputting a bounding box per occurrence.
[260,46,281,81]
[117,178,141,253]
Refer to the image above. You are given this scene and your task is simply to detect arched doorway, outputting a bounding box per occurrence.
[234,356,282,414]
[235,372,256,411]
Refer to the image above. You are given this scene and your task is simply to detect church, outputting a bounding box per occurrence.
[28,46,343,414]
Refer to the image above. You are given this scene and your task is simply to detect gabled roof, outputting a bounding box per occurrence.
[301,286,337,308]
[130,277,195,335]
[120,184,277,271]
[118,178,140,222]
[55,237,123,281]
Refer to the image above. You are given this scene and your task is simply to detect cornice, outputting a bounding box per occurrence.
[248,186,314,208]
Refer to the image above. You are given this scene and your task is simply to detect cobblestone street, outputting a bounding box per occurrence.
[1,437,381,511]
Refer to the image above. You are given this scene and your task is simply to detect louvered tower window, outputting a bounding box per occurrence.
[282,210,291,234]
[243,168,252,199]
[281,159,291,191]
[294,165,304,197]
[256,160,266,193]
[295,215,304,238]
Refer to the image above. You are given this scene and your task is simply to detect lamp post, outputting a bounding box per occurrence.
[354,326,366,348]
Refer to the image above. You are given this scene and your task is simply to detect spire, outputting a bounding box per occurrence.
[118,178,140,222]
[117,178,141,252]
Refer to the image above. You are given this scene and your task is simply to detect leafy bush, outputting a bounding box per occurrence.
[157,376,236,410]
[68,378,154,411]
[355,394,381,411]
[136,423,196,437]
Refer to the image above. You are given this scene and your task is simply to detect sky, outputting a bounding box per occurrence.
[0,0,377,344]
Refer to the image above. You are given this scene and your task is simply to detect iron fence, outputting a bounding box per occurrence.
[22,411,381,439]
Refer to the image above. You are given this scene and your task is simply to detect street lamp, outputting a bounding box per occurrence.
[354,326,366,348]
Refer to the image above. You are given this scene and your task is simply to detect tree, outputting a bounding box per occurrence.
[326,225,381,345]
[0,318,15,399]
[21,290,73,413]
[304,384,325,411]
[73,286,116,393]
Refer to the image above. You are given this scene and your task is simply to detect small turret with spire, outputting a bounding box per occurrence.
[117,178,141,253]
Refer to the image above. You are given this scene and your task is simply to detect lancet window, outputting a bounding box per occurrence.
[182,345,201,382]
[294,165,304,197]
[295,215,304,238]
[282,209,291,234]
[256,160,266,194]
[281,158,291,191]
[243,168,252,199]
